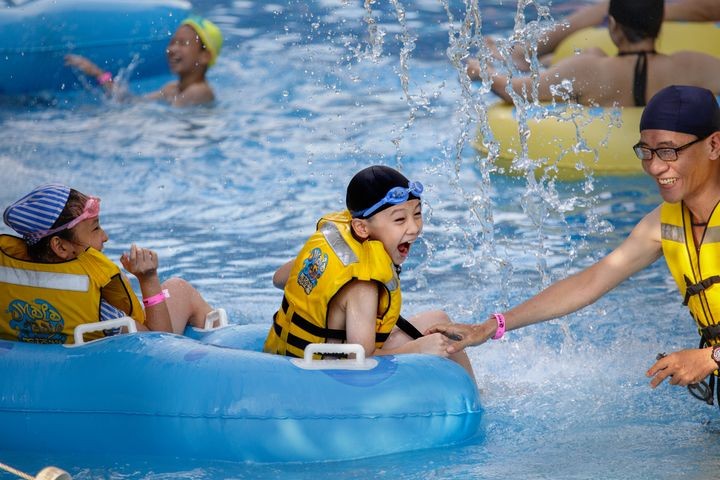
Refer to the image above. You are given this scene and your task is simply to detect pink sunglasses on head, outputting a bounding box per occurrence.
[29,196,101,242]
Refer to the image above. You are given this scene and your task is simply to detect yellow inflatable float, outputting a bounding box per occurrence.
[475,103,643,181]
[474,22,720,181]
[554,22,720,62]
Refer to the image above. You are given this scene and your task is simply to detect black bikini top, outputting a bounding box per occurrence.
[617,50,656,107]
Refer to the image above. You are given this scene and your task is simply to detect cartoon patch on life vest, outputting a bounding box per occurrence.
[297,247,328,294]
[7,298,67,344]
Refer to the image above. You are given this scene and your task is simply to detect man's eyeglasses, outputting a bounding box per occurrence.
[633,136,707,162]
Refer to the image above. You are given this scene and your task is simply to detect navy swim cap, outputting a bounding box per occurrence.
[346,165,420,219]
[609,0,663,39]
[640,85,720,138]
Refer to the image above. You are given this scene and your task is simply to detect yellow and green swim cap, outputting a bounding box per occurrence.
[181,16,223,66]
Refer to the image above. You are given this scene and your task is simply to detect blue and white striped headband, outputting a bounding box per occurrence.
[3,184,71,245]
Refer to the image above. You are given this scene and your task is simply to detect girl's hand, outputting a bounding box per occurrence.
[120,243,159,280]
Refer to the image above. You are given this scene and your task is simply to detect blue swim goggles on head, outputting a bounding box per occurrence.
[352,181,423,218]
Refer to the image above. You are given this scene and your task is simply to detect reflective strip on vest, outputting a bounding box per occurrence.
[706,226,720,244]
[0,265,89,291]
[320,222,358,266]
[661,223,685,243]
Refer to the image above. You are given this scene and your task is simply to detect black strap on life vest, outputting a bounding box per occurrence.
[700,324,720,342]
[683,274,720,306]
[274,295,401,354]
[689,336,719,408]
[396,315,424,340]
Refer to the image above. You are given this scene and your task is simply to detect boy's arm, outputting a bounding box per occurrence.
[273,260,294,289]
[341,280,382,356]
[341,280,452,357]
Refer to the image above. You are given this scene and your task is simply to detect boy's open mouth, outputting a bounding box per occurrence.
[398,241,411,256]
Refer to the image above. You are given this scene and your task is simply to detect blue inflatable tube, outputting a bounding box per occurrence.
[0,325,482,463]
[0,0,191,95]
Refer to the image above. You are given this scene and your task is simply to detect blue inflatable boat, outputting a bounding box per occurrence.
[0,321,482,463]
[0,0,190,95]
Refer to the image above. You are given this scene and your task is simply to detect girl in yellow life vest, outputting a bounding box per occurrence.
[265,165,475,378]
[1,184,219,344]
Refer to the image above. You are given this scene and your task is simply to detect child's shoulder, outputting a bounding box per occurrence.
[332,277,381,308]
[176,81,215,106]
[145,80,179,101]
[146,80,214,106]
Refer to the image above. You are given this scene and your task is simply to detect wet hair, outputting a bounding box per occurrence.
[609,0,663,42]
[27,189,88,262]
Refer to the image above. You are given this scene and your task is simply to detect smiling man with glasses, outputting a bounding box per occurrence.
[430,85,720,410]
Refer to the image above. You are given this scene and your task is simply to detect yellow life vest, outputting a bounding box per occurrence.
[0,235,145,344]
[660,202,720,345]
[264,211,402,358]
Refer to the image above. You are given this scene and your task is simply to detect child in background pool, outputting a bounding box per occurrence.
[64,16,222,107]
[0,184,220,344]
[264,165,475,378]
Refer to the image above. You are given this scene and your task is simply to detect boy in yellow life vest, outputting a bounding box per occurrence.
[65,15,223,107]
[0,184,220,344]
[264,165,474,377]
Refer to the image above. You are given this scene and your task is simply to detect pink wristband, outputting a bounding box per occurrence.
[97,71,112,85]
[142,289,169,308]
[491,313,506,340]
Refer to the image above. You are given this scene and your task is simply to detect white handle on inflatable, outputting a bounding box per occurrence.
[204,308,228,330]
[73,316,137,346]
[291,343,378,370]
[303,343,365,362]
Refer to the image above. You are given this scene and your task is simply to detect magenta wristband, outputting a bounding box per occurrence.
[142,289,169,308]
[97,71,112,85]
[491,313,506,340]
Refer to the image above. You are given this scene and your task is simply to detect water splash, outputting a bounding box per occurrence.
[437,0,626,323]
[65,53,144,105]
[360,0,386,62]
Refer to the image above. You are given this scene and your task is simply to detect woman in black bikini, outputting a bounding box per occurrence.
[610,0,660,106]
[468,0,720,107]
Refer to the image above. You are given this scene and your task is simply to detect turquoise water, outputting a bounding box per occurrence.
[2,0,720,478]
